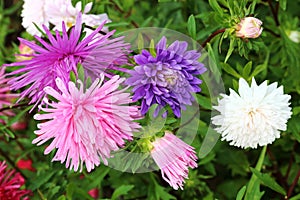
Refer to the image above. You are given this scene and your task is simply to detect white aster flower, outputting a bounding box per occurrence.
[21,0,49,36]
[212,78,292,149]
[45,0,110,32]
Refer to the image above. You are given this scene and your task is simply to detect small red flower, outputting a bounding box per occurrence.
[17,159,35,172]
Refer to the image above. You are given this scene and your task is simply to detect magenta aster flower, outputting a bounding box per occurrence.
[32,75,141,172]
[0,161,31,200]
[126,37,206,117]
[6,13,130,106]
[151,132,198,190]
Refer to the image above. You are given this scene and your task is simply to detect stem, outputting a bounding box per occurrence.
[267,146,288,189]
[174,109,200,133]
[287,170,300,198]
[0,148,27,179]
[0,103,29,112]
[201,28,226,48]
[285,142,297,180]
[264,27,280,38]
[109,0,139,28]
[267,0,280,26]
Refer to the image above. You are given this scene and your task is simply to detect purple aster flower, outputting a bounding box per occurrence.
[6,12,130,106]
[126,37,206,117]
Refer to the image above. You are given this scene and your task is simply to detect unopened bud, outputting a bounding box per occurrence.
[236,17,263,39]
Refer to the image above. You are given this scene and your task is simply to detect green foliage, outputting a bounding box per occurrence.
[1,0,300,199]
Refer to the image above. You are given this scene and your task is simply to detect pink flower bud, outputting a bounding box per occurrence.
[11,121,27,131]
[16,42,35,62]
[236,17,263,39]
[88,188,99,199]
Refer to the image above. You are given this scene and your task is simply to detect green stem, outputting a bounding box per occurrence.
[245,146,267,200]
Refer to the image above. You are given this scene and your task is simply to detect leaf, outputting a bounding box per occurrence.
[242,61,252,79]
[149,39,156,57]
[196,94,212,110]
[28,171,56,191]
[224,38,235,63]
[70,71,76,83]
[0,105,33,130]
[66,183,75,200]
[250,168,286,195]
[208,0,224,15]
[138,33,144,53]
[187,15,197,40]
[154,183,176,200]
[207,43,222,83]
[279,0,287,10]
[290,193,300,200]
[245,146,267,200]
[221,62,241,78]
[111,185,134,200]
[77,63,85,83]
[236,186,246,200]
[250,50,269,78]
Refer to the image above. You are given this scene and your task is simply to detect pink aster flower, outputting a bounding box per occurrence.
[33,75,141,172]
[0,161,31,200]
[0,67,18,122]
[6,13,130,106]
[151,132,198,190]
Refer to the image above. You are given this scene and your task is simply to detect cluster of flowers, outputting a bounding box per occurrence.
[0,0,292,194]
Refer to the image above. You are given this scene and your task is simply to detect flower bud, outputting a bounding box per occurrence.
[236,17,263,39]
[288,30,300,43]
[15,42,34,61]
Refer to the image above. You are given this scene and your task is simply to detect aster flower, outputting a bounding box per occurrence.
[45,0,111,33]
[0,161,31,200]
[212,78,292,149]
[21,0,48,36]
[32,75,141,172]
[151,131,198,190]
[236,17,263,39]
[6,13,130,106]
[126,37,206,117]
[0,67,18,123]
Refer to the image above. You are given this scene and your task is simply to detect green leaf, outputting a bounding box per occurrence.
[242,61,252,79]
[70,71,77,83]
[0,105,33,130]
[86,76,92,88]
[279,0,287,10]
[207,43,222,83]
[57,195,66,200]
[208,0,224,15]
[250,50,269,78]
[28,171,56,191]
[187,15,197,40]
[77,63,85,83]
[245,146,267,200]
[221,62,241,78]
[224,38,235,63]
[290,193,300,200]
[111,185,134,200]
[196,94,212,110]
[138,33,144,53]
[149,39,156,57]
[66,183,75,200]
[250,168,286,195]
[236,185,246,200]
